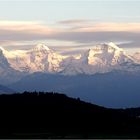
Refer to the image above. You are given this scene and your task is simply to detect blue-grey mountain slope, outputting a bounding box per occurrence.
[0,84,14,94]
[10,71,140,108]
[0,47,26,85]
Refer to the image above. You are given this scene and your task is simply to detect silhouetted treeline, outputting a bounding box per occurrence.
[0,91,140,138]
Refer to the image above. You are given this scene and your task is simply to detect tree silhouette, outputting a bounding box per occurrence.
[0,91,139,138]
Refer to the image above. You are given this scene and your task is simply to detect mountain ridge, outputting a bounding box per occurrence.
[0,42,140,85]
[0,42,139,76]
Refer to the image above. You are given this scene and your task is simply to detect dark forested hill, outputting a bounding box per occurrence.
[0,92,140,138]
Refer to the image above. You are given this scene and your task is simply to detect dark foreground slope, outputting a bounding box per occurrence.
[0,92,140,138]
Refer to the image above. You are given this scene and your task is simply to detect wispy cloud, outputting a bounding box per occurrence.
[58,20,140,32]
[0,20,140,53]
[73,23,140,32]
[58,19,90,25]
[0,21,55,34]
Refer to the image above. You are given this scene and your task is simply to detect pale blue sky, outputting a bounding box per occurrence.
[0,0,140,54]
[0,0,140,23]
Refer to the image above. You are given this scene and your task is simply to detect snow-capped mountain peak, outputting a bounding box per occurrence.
[0,42,140,85]
[4,43,64,73]
[81,42,127,66]
[107,42,123,50]
[33,43,51,52]
[0,46,5,52]
[0,42,139,77]
[92,42,124,53]
[61,42,136,75]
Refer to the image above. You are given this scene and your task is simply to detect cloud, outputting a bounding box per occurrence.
[0,20,140,52]
[58,20,140,32]
[0,21,52,32]
[46,31,140,45]
[51,22,140,49]
[73,23,140,32]
[58,19,90,25]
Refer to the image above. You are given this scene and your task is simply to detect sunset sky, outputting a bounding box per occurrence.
[0,0,140,54]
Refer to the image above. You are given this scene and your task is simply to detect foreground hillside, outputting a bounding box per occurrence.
[0,92,140,138]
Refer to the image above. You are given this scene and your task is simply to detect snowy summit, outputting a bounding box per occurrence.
[0,42,139,76]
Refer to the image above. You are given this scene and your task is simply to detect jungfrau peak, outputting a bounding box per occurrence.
[33,43,51,52]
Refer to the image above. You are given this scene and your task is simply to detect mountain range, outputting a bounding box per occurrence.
[1,42,140,108]
[0,42,140,77]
